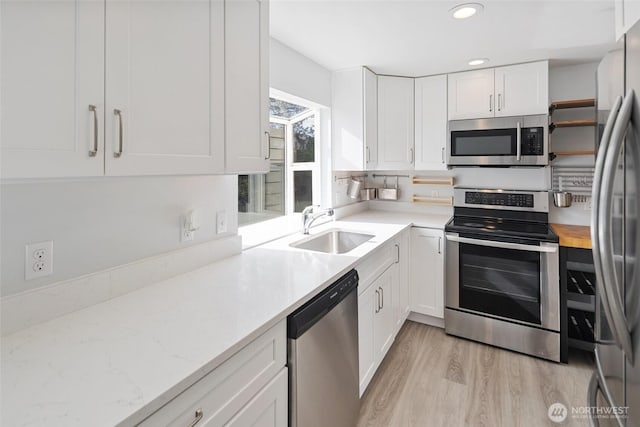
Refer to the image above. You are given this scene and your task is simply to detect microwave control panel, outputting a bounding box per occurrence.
[465,192,535,208]
[521,127,544,155]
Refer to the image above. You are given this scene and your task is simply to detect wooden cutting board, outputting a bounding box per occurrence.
[550,223,592,249]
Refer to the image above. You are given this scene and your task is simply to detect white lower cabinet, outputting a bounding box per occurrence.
[410,227,445,319]
[358,265,395,396]
[357,231,410,397]
[224,369,287,427]
[392,229,411,332]
[137,320,286,427]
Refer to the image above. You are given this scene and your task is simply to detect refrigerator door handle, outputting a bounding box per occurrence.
[598,89,635,360]
[587,371,601,427]
[592,94,623,343]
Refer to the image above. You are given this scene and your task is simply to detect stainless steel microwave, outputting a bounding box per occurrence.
[447,115,549,166]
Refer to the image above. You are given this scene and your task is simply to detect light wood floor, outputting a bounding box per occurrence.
[358,321,594,427]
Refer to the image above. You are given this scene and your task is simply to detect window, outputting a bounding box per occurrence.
[238,96,321,227]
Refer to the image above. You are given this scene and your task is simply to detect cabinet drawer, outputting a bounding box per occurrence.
[356,242,396,293]
[138,320,286,426]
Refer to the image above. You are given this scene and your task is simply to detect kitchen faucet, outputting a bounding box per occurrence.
[302,205,335,234]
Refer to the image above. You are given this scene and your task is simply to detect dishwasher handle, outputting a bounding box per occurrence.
[287,269,359,339]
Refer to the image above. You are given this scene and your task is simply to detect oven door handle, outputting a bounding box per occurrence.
[445,234,558,253]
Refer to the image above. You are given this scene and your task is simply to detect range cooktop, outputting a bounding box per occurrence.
[445,216,559,242]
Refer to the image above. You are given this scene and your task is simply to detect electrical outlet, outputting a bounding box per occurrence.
[25,241,53,280]
[181,217,195,242]
[216,210,227,234]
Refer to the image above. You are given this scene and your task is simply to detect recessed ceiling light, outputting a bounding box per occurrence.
[450,3,484,19]
[468,58,488,66]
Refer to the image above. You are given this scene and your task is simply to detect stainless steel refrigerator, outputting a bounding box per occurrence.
[590,18,640,427]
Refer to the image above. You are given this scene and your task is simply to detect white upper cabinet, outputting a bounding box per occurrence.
[494,61,548,117]
[225,0,270,174]
[616,0,640,41]
[332,67,377,171]
[3,0,268,179]
[414,75,447,170]
[105,0,225,176]
[448,61,548,121]
[377,76,414,170]
[447,68,495,120]
[1,0,105,178]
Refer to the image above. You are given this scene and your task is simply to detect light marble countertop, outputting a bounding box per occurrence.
[1,210,450,427]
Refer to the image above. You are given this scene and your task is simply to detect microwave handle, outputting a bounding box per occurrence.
[516,121,521,161]
[445,234,557,253]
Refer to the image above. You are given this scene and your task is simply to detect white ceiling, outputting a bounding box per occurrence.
[270,0,617,76]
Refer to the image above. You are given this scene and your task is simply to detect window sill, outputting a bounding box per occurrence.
[238,214,333,250]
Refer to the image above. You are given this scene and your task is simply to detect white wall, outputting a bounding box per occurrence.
[270,38,332,107]
[548,62,598,225]
[1,176,237,297]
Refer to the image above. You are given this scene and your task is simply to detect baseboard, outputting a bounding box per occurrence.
[407,311,445,328]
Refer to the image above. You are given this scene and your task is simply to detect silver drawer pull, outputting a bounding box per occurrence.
[113,109,123,158]
[188,408,203,427]
[88,105,99,157]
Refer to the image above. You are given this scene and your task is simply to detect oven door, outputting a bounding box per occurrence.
[445,233,560,332]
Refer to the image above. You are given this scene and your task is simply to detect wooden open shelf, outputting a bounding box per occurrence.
[549,119,597,133]
[549,98,595,113]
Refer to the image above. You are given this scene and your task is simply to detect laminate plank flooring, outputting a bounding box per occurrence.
[358,321,594,427]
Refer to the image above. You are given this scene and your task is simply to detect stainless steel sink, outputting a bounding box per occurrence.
[290,229,374,254]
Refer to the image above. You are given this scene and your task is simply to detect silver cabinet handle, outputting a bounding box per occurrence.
[409,148,414,164]
[591,95,622,344]
[264,131,270,160]
[88,105,99,157]
[438,237,442,254]
[113,109,123,158]
[598,89,635,360]
[441,147,445,164]
[187,408,203,427]
[516,121,522,161]
[379,286,384,309]
[395,244,400,264]
[445,234,558,253]
[497,93,502,111]
[375,289,380,313]
[489,94,493,112]
[366,145,371,162]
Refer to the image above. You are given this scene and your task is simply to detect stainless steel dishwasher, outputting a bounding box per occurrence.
[287,269,359,427]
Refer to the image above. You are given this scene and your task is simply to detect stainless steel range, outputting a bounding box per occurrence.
[444,188,561,361]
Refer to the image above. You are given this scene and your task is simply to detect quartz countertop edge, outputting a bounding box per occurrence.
[1,211,450,427]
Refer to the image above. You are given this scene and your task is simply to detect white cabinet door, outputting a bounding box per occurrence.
[448,68,495,120]
[410,227,444,319]
[373,266,395,360]
[358,280,376,396]
[414,75,448,171]
[364,68,379,169]
[391,230,410,333]
[225,0,270,174]
[1,0,105,178]
[398,229,411,324]
[332,67,377,171]
[105,0,225,176]
[224,368,288,427]
[495,61,548,117]
[377,76,414,170]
